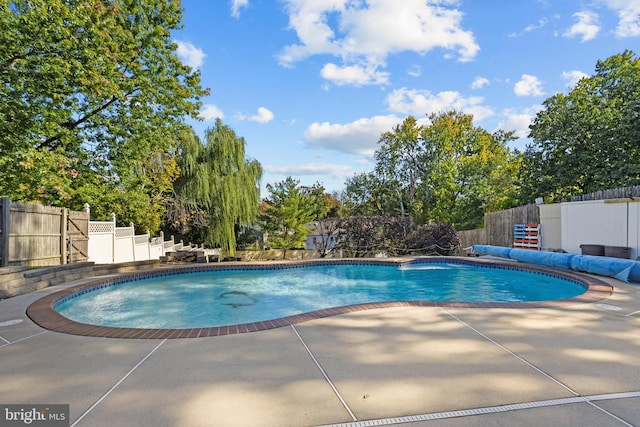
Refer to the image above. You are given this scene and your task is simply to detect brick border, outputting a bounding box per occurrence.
[26,257,613,339]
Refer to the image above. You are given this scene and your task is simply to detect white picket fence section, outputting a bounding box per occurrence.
[87,213,185,264]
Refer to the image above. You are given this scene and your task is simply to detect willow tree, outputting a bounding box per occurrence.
[170,121,262,254]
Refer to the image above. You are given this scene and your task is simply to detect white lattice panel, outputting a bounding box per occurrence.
[89,221,115,234]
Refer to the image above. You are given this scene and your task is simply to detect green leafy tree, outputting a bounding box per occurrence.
[260,178,329,256]
[0,0,207,231]
[522,50,640,202]
[341,171,405,216]
[169,122,262,254]
[360,112,519,229]
[375,116,425,214]
[418,112,519,228]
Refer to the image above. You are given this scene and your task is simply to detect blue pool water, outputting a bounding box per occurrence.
[55,262,586,329]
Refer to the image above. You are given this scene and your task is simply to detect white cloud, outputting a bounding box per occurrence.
[278,0,479,85]
[561,70,589,88]
[320,62,390,86]
[386,87,494,121]
[514,74,544,97]
[175,40,207,68]
[231,0,249,18]
[498,112,534,139]
[525,18,548,33]
[407,65,422,77]
[604,0,640,37]
[471,76,490,90]
[304,115,402,157]
[264,163,354,179]
[509,18,549,37]
[199,104,224,121]
[236,107,274,123]
[496,106,545,148]
[563,11,600,42]
[247,107,274,123]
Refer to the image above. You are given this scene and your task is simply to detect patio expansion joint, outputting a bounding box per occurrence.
[290,325,357,422]
[0,331,48,349]
[70,338,167,427]
[443,309,580,397]
[626,309,640,317]
[585,399,635,426]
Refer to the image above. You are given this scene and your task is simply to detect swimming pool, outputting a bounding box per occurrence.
[52,260,588,330]
[26,258,613,338]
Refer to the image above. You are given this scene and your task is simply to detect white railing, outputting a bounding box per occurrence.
[87,211,186,264]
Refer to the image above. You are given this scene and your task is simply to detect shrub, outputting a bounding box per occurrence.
[335,216,460,257]
[405,223,461,256]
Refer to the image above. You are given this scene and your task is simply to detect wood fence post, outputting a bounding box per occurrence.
[0,197,9,267]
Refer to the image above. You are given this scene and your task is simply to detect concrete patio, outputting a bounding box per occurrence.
[1,271,639,426]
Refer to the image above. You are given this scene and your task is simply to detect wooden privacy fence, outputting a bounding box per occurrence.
[67,209,89,263]
[457,204,540,251]
[0,197,89,267]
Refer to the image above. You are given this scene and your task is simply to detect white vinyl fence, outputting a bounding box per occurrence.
[88,213,183,264]
[539,198,639,259]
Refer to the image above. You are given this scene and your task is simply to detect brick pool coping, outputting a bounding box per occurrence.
[26,257,614,339]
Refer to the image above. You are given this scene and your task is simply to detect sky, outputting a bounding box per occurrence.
[172,0,640,195]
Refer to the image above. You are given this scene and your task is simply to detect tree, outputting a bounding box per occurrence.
[418,112,519,229]
[375,116,425,214]
[309,192,346,258]
[356,111,519,229]
[168,122,262,254]
[0,0,207,230]
[260,178,329,256]
[522,50,640,202]
[342,171,406,216]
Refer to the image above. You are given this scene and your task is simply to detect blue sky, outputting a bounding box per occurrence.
[173,0,640,195]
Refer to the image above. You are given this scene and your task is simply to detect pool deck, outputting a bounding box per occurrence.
[1,262,640,426]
